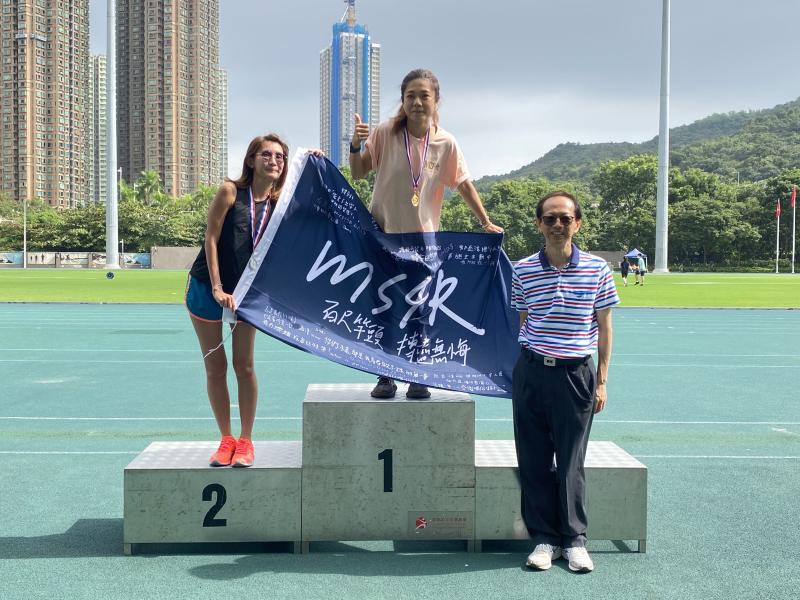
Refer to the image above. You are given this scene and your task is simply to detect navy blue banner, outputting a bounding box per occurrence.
[233,151,519,397]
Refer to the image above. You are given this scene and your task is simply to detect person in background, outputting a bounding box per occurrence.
[620,256,630,287]
[635,255,646,285]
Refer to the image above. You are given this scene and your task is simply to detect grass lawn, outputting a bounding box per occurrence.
[613,272,800,307]
[0,269,187,303]
[0,268,798,307]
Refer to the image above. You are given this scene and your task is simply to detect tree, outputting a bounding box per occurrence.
[26,201,63,250]
[762,168,800,259]
[135,170,165,206]
[456,178,600,260]
[591,155,660,256]
[592,154,657,216]
[670,195,760,265]
[339,165,374,208]
[0,195,22,249]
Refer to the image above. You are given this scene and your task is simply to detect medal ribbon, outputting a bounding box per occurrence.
[403,126,430,197]
[249,186,271,250]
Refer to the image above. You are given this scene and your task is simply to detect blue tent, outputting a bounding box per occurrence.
[624,248,648,270]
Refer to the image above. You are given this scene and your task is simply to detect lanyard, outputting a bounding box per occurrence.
[249,187,271,250]
[403,126,430,206]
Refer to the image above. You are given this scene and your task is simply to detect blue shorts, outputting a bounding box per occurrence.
[185,275,223,322]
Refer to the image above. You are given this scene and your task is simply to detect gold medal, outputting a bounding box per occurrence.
[404,127,430,211]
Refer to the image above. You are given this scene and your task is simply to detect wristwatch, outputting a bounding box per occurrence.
[349,142,361,154]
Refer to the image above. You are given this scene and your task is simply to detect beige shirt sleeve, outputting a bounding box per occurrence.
[364,124,384,169]
[441,136,470,189]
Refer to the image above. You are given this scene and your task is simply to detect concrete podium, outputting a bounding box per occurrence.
[123,441,302,554]
[301,384,475,550]
[122,385,647,555]
[475,440,647,552]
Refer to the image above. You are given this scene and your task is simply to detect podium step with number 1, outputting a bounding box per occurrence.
[301,383,475,547]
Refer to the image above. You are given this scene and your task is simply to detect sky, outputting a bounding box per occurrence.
[89,0,800,180]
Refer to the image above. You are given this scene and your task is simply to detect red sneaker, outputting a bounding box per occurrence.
[231,437,255,468]
[209,435,237,467]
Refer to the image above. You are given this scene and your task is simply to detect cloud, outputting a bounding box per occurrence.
[89,0,800,183]
[443,91,659,178]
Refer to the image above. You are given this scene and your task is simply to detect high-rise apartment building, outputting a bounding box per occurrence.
[320,0,380,167]
[117,0,221,197]
[0,0,90,208]
[218,67,228,182]
[88,55,108,204]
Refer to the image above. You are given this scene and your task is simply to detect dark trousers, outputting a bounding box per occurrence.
[511,349,596,548]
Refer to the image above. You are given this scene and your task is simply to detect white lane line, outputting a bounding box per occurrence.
[599,420,800,425]
[771,427,800,438]
[0,451,138,455]
[2,417,799,425]
[636,455,800,459]
[0,416,301,421]
[614,353,800,358]
[0,348,296,354]
[3,349,798,359]
[0,451,797,459]
[473,419,800,425]
[612,364,797,368]
[0,359,321,364]
[1,359,796,367]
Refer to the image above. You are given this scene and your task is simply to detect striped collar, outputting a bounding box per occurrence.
[538,244,581,270]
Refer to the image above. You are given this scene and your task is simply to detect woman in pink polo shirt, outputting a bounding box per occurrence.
[349,68,503,399]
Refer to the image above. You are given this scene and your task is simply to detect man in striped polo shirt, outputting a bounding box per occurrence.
[511,191,619,573]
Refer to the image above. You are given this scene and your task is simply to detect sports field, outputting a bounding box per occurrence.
[1,271,799,599]
[0,268,799,307]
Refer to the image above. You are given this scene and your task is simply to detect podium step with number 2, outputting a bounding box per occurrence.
[123,441,302,554]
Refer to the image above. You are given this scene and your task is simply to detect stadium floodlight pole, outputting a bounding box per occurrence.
[22,198,27,269]
[104,0,120,269]
[792,186,796,274]
[654,0,670,273]
[775,200,780,274]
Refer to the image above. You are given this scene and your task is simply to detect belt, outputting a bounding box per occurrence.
[522,347,589,367]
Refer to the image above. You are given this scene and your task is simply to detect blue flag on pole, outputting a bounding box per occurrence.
[232,151,519,397]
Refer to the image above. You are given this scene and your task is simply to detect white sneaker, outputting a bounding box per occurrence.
[563,546,594,572]
[526,543,562,570]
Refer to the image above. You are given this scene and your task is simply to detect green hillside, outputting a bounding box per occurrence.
[475,98,799,187]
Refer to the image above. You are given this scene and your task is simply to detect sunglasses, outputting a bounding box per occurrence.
[257,150,286,163]
[541,215,576,226]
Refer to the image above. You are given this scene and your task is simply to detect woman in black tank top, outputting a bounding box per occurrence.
[187,134,289,468]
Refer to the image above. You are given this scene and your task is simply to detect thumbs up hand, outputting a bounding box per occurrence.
[352,113,370,148]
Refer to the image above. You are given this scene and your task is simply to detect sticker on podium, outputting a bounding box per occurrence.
[407,511,473,538]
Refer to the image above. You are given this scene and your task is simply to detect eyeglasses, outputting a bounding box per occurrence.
[541,215,576,226]
[257,150,285,163]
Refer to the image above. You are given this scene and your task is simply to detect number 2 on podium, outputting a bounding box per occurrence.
[378,448,393,492]
[202,483,227,527]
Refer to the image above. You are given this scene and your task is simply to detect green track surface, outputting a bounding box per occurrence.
[1,304,799,599]
[1,269,799,307]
